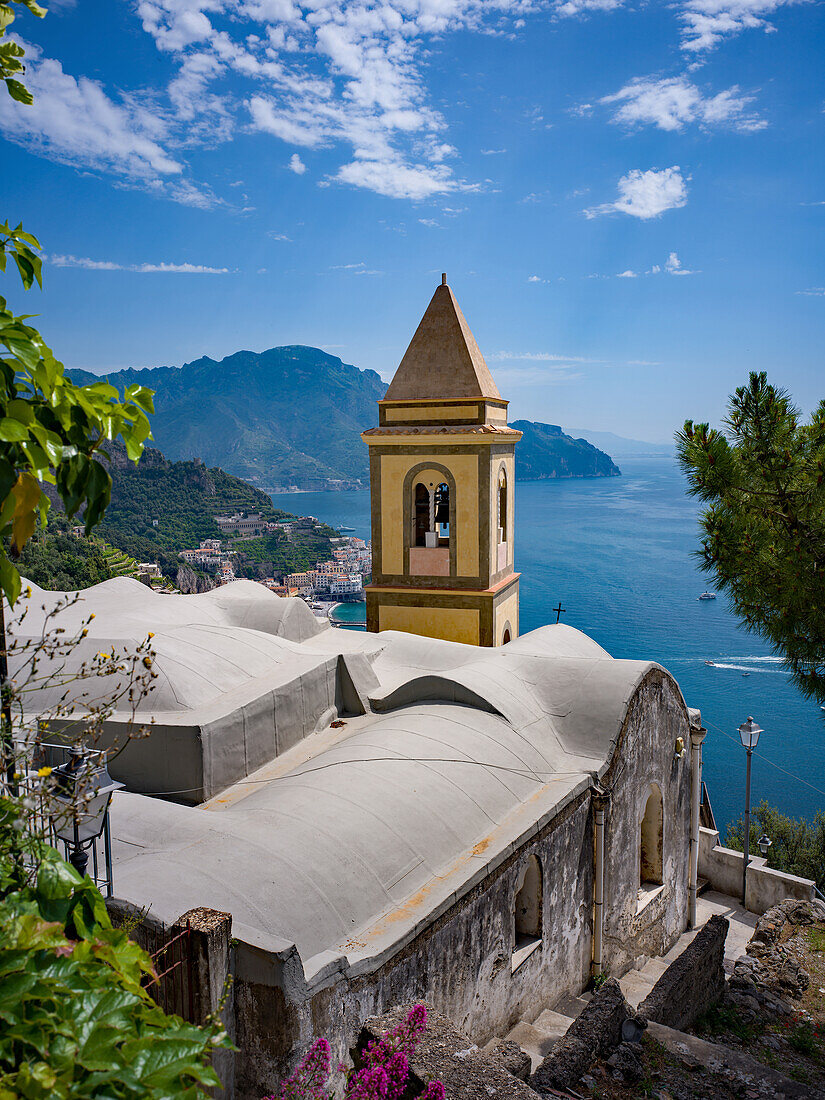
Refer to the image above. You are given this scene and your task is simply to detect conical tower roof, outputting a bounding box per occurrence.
[384,277,502,401]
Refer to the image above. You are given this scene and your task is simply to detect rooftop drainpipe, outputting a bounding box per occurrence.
[688,726,707,929]
[592,785,610,980]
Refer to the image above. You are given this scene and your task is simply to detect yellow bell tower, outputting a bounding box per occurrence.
[362,275,521,647]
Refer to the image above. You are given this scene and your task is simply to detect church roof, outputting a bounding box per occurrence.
[18,578,689,990]
[384,278,502,402]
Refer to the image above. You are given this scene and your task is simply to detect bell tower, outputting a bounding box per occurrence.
[362,275,521,647]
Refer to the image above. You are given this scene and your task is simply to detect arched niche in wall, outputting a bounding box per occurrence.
[640,783,664,887]
[512,853,542,971]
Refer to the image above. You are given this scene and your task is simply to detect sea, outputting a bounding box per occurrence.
[273,457,825,835]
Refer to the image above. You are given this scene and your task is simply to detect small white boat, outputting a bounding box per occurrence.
[698,592,717,600]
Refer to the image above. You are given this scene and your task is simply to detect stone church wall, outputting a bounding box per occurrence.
[232,668,692,1100]
[600,669,692,975]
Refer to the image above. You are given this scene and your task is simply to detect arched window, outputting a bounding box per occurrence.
[434,482,450,546]
[498,468,507,544]
[413,483,431,547]
[640,785,664,887]
[502,627,511,645]
[512,855,542,969]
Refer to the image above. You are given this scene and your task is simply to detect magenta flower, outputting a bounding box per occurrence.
[264,1006,443,1100]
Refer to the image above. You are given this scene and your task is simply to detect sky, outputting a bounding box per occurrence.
[1,0,823,442]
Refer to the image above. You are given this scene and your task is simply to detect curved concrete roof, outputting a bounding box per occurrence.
[15,577,687,984]
[12,578,326,714]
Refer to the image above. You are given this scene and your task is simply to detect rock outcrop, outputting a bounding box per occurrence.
[530,979,645,1094]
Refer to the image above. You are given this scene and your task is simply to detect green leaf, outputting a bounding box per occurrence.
[0,551,21,605]
[4,77,32,105]
[0,416,29,441]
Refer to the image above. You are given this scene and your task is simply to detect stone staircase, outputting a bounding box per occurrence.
[492,891,758,1073]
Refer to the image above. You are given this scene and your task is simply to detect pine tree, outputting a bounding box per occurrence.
[677,371,825,702]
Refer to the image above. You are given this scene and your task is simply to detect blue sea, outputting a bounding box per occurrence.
[274,457,825,834]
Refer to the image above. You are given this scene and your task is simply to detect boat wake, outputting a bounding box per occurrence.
[705,657,786,674]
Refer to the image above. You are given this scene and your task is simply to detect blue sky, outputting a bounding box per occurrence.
[1,0,823,441]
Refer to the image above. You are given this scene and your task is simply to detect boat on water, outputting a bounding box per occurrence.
[338,525,356,532]
[742,672,750,677]
[698,591,717,600]
[705,660,715,666]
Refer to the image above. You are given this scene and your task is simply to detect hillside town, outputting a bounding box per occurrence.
[178,519,370,600]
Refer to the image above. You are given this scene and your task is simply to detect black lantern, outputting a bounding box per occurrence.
[50,746,123,882]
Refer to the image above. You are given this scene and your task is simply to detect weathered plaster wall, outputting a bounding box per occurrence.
[233,794,593,1100]
[600,670,692,975]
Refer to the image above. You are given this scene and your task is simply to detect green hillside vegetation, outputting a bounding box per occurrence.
[96,441,339,583]
[70,347,620,488]
[510,421,622,479]
[237,524,339,579]
[15,514,114,592]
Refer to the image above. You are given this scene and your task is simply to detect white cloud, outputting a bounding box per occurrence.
[288,152,306,173]
[481,147,507,155]
[49,254,230,272]
[554,0,625,16]
[0,44,179,178]
[599,76,766,132]
[527,275,544,282]
[588,252,698,278]
[334,157,457,200]
[0,39,222,206]
[678,0,799,52]
[137,0,547,201]
[268,232,292,240]
[797,287,825,296]
[329,261,382,275]
[418,217,440,226]
[489,351,603,362]
[665,251,696,275]
[585,167,689,220]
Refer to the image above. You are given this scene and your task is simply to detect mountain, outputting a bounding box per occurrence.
[511,422,621,479]
[566,428,674,457]
[72,346,621,486]
[70,346,386,489]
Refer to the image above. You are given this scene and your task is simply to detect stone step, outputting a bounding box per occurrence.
[617,967,658,1008]
[532,1008,575,1043]
[635,955,670,983]
[552,991,590,1019]
[503,1021,558,1073]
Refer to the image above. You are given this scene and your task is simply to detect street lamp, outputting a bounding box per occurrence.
[758,834,772,859]
[738,715,763,907]
[49,746,123,888]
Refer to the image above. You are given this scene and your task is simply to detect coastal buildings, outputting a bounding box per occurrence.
[363,275,521,646]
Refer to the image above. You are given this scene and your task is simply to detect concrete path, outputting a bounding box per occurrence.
[501,891,757,1071]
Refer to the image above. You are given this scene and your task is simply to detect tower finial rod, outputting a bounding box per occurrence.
[441,272,447,286]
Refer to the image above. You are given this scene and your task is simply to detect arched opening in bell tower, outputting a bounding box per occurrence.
[498,468,508,544]
[434,482,450,546]
[413,483,431,547]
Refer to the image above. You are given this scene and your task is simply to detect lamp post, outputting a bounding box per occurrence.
[758,834,772,860]
[738,716,763,907]
[50,746,123,889]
